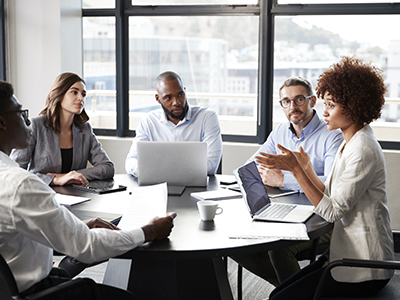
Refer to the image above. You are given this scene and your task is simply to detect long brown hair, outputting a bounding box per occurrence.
[40,72,89,133]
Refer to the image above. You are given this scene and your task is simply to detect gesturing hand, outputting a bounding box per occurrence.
[255,144,299,172]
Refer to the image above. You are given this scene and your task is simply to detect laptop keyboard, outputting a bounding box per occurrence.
[259,204,296,219]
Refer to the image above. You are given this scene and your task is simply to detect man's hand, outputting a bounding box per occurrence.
[84,218,119,230]
[50,171,89,186]
[258,165,284,187]
[141,212,176,243]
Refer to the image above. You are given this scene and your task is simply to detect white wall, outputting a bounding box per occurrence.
[7,0,82,116]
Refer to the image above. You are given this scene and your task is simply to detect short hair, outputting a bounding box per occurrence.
[155,71,183,90]
[316,56,386,124]
[40,72,89,133]
[279,76,313,97]
[0,81,15,113]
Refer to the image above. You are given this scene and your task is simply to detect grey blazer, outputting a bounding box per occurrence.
[10,115,114,185]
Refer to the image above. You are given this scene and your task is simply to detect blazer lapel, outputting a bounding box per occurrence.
[71,124,84,170]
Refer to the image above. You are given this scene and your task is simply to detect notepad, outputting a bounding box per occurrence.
[55,193,90,206]
[190,189,242,201]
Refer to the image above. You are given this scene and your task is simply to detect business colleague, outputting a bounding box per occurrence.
[125,71,223,176]
[247,76,343,192]
[0,80,176,299]
[232,76,343,286]
[11,72,114,186]
[261,56,394,299]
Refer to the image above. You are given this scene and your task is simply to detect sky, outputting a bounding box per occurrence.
[292,14,400,50]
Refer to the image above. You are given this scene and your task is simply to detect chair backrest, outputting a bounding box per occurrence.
[0,252,19,298]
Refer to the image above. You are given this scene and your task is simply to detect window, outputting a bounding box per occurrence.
[273,15,400,143]
[83,1,400,148]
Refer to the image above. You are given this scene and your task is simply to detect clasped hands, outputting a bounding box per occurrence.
[255,144,311,175]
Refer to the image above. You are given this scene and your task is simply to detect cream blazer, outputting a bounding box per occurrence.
[315,125,394,283]
[10,115,114,185]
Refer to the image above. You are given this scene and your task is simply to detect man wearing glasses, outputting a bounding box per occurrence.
[232,77,343,287]
[247,76,343,192]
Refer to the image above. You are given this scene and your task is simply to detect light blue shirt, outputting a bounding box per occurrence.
[125,105,223,176]
[247,110,343,192]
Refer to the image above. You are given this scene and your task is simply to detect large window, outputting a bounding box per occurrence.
[83,0,400,148]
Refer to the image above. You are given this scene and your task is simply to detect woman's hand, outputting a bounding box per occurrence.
[50,171,89,186]
[255,144,300,172]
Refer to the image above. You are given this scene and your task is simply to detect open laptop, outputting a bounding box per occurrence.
[233,161,314,223]
[137,141,207,187]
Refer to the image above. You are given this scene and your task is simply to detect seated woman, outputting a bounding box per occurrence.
[11,72,114,186]
[256,56,394,299]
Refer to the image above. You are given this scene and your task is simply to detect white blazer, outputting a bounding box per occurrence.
[315,125,394,283]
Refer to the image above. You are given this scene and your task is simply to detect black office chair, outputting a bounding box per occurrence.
[0,253,101,300]
[236,237,329,300]
[313,258,400,300]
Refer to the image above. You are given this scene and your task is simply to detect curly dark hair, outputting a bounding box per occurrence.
[316,56,387,124]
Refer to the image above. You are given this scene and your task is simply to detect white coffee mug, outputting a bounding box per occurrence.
[197,200,223,221]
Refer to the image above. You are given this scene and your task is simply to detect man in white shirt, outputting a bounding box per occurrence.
[0,80,175,299]
[125,71,223,176]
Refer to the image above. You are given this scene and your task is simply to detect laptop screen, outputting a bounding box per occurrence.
[236,162,271,215]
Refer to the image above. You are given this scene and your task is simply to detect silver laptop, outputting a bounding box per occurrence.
[233,161,314,223]
[137,141,208,187]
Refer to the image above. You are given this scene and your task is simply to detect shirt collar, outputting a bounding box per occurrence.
[288,110,318,138]
[0,151,19,167]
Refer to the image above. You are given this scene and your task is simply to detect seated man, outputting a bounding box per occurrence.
[0,80,175,299]
[232,76,343,286]
[125,71,222,176]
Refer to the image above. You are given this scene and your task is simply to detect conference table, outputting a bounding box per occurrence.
[54,174,333,300]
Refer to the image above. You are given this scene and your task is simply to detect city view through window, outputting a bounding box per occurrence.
[82,4,400,141]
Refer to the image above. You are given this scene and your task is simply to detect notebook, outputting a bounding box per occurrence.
[233,161,314,223]
[137,141,208,187]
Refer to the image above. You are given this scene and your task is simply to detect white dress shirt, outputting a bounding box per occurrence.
[314,125,394,282]
[125,105,223,176]
[0,151,144,293]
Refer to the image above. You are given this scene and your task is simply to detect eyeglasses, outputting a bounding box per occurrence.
[279,95,312,108]
[0,109,29,121]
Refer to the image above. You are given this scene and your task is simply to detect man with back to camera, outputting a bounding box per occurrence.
[125,71,223,176]
[0,80,176,299]
[231,76,343,286]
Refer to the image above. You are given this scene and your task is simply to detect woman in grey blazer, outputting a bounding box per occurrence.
[11,72,114,186]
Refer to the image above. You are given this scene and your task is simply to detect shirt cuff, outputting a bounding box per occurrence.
[130,228,145,245]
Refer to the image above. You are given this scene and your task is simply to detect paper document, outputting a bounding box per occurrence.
[228,222,309,240]
[55,193,90,206]
[118,182,168,230]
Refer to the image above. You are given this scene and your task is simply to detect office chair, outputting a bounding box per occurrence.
[0,252,102,300]
[236,237,328,300]
[313,258,400,300]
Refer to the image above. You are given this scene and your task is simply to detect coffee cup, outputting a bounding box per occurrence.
[197,200,223,221]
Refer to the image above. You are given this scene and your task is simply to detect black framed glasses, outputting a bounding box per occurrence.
[0,109,29,121]
[279,95,312,108]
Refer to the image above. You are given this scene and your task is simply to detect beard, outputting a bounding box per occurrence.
[161,102,188,121]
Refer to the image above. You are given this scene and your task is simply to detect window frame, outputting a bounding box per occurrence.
[83,0,400,150]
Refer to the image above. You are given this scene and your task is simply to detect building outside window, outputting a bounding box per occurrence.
[82,0,400,146]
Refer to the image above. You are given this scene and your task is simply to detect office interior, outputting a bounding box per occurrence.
[4,0,400,244]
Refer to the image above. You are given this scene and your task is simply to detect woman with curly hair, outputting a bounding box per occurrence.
[10,72,114,186]
[256,56,394,299]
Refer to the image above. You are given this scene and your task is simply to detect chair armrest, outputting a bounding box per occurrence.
[23,278,101,300]
[313,258,400,300]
